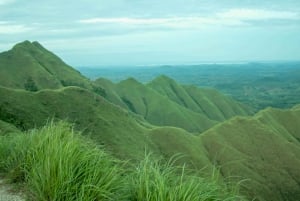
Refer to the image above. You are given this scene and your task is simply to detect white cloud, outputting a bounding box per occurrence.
[78,16,244,28]
[78,9,299,30]
[0,23,33,34]
[218,9,299,20]
[0,0,15,6]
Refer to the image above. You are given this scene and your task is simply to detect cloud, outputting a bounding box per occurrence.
[0,22,33,34]
[78,16,243,28]
[0,0,15,5]
[78,9,299,30]
[218,9,299,20]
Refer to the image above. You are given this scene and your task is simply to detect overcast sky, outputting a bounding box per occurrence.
[0,0,300,66]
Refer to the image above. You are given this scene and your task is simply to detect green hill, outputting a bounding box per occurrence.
[1,85,300,200]
[0,86,156,159]
[0,40,91,90]
[94,76,252,133]
[148,75,252,121]
[1,41,300,200]
[200,107,300,201]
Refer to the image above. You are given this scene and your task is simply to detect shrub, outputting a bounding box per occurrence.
[24,77,38,92]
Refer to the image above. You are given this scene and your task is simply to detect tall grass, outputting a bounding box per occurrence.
[126,154,245,201]
[0,122,246,201]
[0,121,123,201]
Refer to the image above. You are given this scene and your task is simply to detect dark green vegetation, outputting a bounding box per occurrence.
[0,122,243,201]
[80,62,300,110]
[0,41,300,201]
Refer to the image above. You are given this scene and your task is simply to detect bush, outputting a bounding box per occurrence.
[24,77,38,92]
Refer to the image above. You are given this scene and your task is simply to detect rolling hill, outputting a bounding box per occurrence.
[0,41,300,201]
[148,75,252,121]
[0,85,300,201]
[94,76,253,133]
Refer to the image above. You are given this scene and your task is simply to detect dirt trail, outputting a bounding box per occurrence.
[0,177,25,201]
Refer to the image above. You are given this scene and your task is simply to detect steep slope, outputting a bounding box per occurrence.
[0,86,156,158]
[95,77,218,133]
[148,75,252,121]
[200,107,300,201]
[0,41,91,90]
[95,76,253,133]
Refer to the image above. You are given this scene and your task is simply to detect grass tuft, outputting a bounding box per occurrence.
[126,154,245,201]
[0,121,122,201]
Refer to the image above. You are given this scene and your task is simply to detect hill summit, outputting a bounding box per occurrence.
[0,40,90,90]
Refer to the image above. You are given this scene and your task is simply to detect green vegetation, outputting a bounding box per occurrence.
[0,41,300,201]
[127,154,244,201]
[0,122,244,201]
[94,76,252,133]
[81,62,300,110]
[24,76,38,92]
[0,41,92,90]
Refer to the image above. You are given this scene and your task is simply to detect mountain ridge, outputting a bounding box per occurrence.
[0,41,300,201]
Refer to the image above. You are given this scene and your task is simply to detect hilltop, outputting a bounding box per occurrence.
[0,41,91,90]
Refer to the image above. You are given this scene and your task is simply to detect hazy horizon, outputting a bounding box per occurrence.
[1,0,300,66]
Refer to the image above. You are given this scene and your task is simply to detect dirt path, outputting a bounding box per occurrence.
[0,177,25,201]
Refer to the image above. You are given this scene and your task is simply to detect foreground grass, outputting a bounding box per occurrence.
[0,122,245,201]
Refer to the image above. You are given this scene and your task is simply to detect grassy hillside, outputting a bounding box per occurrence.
[1,41,300,201]
[200,107,300,201]
[0,41,91,90]
[1,85,300,200]
[0,86,155,159]
[148,75,252,121]
[94,76,252,133]
[0,41,252,133]
[0,122,243,201]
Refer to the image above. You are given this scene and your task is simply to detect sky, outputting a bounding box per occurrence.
[0,0,300,66]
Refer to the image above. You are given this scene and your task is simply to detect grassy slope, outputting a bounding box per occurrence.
[0,41,300,200]
[1,86,300,200]
[0,86,156,159]
[0,123,242,201]
[95,77,217,133]
[94,76,252,133]
[0,120,21,135]
[0,41,91,90]
[148,75,253,121]
[200,107,300,201]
